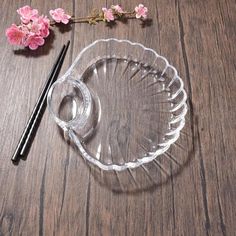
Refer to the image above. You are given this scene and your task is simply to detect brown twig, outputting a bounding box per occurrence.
[50,10,136,26]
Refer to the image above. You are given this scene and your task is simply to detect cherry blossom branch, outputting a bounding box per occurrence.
[50,11,136,26]
[6,4,148,50]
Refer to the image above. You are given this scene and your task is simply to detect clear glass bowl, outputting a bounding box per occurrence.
[47,39,187,171]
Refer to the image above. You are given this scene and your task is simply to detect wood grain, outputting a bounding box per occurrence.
[0,0,235,235]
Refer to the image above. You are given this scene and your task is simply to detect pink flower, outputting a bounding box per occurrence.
[17,5,38,23]
[6,12,50,50]
[24,34,45,50]
[111,5,124,14]
[5,24,26,45]
[102,8,115,22]
[33,15,50,37]
[135,4,148,19]
[30,21,41,35]
[49,8,71,24]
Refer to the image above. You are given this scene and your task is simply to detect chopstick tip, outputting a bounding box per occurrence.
[66,40,70,47]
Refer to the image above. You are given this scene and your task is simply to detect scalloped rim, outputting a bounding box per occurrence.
[49,38,188,171]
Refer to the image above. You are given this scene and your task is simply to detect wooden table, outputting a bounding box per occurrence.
[0,1,235,235]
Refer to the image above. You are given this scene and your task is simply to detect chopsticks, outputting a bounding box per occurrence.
[11,41,70,162]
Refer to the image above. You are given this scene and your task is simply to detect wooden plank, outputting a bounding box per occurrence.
[177,0,236,235]
[0,0,74,235]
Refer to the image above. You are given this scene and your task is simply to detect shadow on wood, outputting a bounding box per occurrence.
[13,30,55,57]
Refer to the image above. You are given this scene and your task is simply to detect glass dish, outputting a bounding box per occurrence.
[47,39,187,171]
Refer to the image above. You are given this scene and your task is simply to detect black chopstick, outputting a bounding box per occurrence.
[11,41,70,162]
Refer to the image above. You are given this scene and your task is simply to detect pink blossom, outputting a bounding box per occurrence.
[19,24,30,35]
[6,13,50,50]
[24,34,45,50]
[135,4,148,19]
[111,5,124,14]
[30,21,41,35]
[49,8,71,24]
[17,5,38,23]
[34,15,50,37]
[102,8,115,22]
[5,24,26,45]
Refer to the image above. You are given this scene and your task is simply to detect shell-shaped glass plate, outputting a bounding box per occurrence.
[48,39,188,171]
